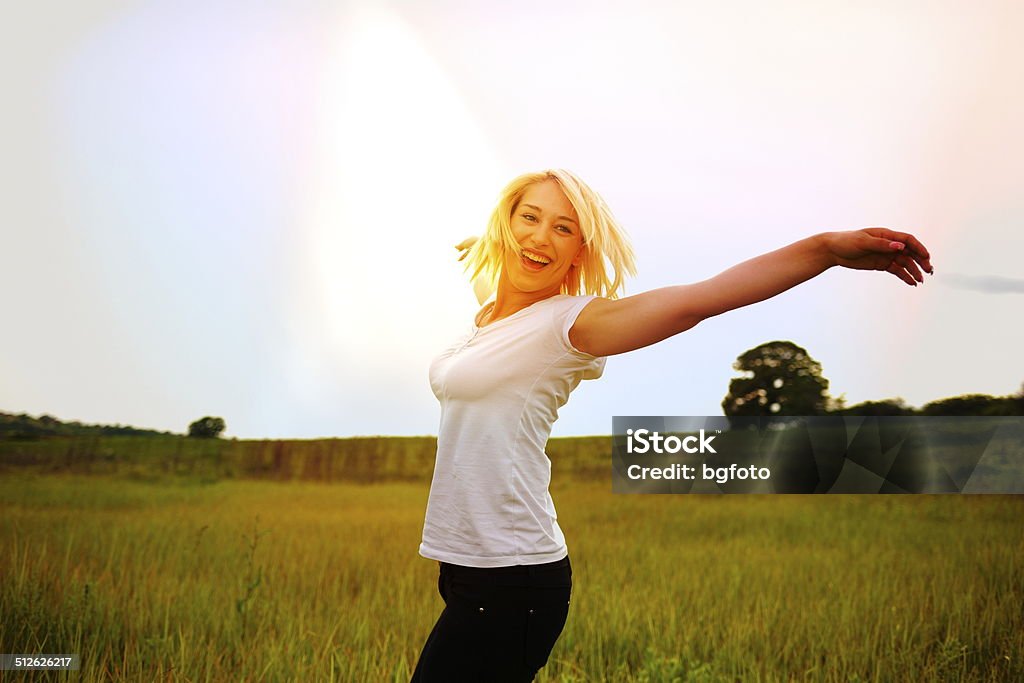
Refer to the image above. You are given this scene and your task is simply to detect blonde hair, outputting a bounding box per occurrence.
[464,169,637,299]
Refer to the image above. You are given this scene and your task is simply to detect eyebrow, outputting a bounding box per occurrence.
[520,204,579,225]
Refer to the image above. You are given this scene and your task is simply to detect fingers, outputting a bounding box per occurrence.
[885,253,927,286]
[861,233,906,254]
[864,227,934,275]
[862,231,926,286]
[896,233,933,275]
[455,236,479,262]
[886,260,918,286]
[895,253,925,284]
[885,229,931,260]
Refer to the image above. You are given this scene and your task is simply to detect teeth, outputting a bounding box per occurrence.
[522,250,551,265]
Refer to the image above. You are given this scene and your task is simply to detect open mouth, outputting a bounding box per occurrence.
[520,249,552,271]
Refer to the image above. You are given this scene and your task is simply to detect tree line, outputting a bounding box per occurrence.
[0,412,176,440]
[722,340,1023,417]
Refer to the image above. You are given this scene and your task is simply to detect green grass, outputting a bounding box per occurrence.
[1,473,1021,681]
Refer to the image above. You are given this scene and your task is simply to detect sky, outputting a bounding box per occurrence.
[2,0,1022,439]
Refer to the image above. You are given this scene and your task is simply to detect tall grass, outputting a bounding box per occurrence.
[1,473,1021,681]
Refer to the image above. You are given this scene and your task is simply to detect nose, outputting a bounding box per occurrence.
[527,221,552,247]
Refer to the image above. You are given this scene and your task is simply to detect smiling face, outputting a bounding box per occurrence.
[500,179,585,297]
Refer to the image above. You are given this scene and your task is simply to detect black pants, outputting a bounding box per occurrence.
[410,555,572,682]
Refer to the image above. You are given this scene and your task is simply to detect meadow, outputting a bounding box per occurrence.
[1,470,1022,682]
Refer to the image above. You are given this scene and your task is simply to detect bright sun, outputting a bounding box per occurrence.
[291,5,501,384]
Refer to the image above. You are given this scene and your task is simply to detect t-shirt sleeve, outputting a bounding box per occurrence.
[555,295,607,380]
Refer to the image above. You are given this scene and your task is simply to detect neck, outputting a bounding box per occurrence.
[487,274,562,323]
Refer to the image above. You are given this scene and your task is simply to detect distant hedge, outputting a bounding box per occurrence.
[0,434,613,483]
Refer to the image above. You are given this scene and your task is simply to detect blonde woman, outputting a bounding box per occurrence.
[411,170,933,682]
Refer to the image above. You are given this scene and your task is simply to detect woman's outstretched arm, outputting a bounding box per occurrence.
[569,228,933,357]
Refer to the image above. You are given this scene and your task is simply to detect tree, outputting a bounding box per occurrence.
[188,416,226,438]
[836,398,917,416]
[722,341,830,416]
[921,394,1022,416]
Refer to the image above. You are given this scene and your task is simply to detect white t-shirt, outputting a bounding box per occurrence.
[419,294,606,568]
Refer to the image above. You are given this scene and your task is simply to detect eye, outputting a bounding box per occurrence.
[521,213,537,222]
[556,225,573,234]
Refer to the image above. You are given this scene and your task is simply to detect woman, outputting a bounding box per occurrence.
[410,169,932,682]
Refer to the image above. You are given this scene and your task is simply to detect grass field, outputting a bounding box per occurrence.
[1,472,1022,681]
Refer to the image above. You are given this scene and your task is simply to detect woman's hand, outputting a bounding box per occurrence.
[453,235,494,304]
[454,236,478,262]
[823,228,934,286]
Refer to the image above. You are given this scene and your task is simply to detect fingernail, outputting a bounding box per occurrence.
[890,241,904,250]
